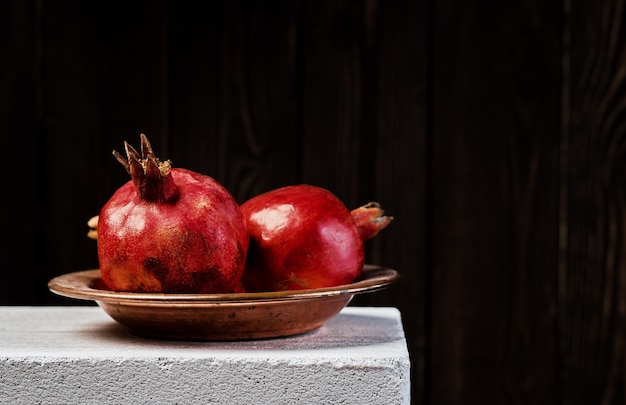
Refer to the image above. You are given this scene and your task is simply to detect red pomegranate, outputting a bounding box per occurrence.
[239,184,392,292]
[96,134,249,294]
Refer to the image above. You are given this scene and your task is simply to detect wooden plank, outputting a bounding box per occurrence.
[564,0,626,403]
[299,0,365,202]
[430,1,562,403]
[37,0,170,304]
[168,0,301,202]
[167,1,222,188]
[0,0,40,304]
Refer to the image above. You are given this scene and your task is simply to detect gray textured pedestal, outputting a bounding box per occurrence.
[0,306,410,404]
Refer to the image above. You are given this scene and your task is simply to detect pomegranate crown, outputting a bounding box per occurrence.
[113,133,179,203]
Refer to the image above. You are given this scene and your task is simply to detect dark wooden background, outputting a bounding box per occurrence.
[1,0,625,404]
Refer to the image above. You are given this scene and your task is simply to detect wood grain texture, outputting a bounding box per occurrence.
[37,0,171,306]
[431,1,561,404]
[565,0,626,403]
[0,0,40,304]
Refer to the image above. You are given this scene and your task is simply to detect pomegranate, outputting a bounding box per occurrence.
[96,134,249,294]
[240,184,393,292]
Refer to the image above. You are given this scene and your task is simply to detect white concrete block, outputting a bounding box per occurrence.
[0,306,410,404]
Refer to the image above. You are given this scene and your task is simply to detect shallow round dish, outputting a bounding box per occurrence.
[48,265,399,341]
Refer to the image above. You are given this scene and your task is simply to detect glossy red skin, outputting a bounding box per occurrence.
[240,185,364,291]
[98,168,249,293]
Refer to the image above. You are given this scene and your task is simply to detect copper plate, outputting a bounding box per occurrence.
[48,265,399,341]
